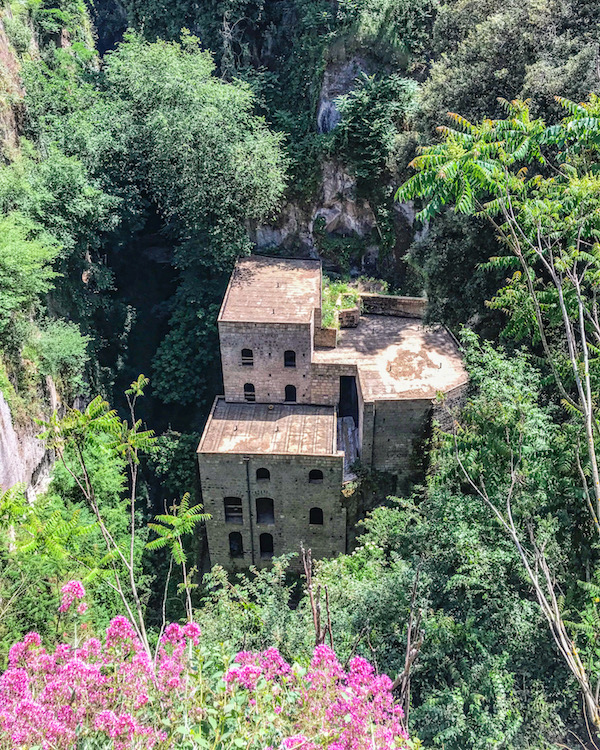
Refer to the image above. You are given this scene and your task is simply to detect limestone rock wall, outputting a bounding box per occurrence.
[251,159,377,258]
[249,49,422,273]
[0,12,24,151]
[0,391,53,499]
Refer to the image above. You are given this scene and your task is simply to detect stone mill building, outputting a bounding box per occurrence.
[197,255,467,570]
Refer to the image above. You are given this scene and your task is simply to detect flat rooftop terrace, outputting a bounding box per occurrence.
[198,398,337,455]
[313,315,468,401]
[218,255,321,325]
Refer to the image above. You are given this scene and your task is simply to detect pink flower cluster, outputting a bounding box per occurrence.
[225,646,291,690]
[225,644,409,749]
[58,580,86,613]
[0,599,408,750]
[0,617,201,749]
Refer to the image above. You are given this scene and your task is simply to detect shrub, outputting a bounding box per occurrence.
[32,319,90,397]
[3,15,31,55]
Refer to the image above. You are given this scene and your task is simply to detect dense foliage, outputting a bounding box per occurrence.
[3,0,600,748]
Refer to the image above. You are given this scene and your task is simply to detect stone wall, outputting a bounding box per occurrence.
[219,321,314,404]
[309,362,357,406]
[360,294,426,319]
[314,326,337,348]
[432,381,469,433]
[370,398,432,493]
[339,306,360,328]
[198,451,346,570]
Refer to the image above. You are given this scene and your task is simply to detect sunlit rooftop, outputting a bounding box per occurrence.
[198,398,338,456]
[313,315,468,401]
[218,255,321,325]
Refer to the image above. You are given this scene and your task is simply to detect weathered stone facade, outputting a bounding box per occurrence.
[199,450,345,570]
[219,321,314,404]
[197,256,468,569]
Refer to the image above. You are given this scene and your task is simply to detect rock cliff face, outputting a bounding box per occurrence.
[252,159,377,258]
[0,12,24,150]
[316,55,373,134]
[253,51,420,273]
[0,392,53,498]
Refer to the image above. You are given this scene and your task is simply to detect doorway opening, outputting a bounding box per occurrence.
[339,376,359,424]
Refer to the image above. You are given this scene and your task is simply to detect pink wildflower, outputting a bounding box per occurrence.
[183,622,201,644]
[283,735,309,749]
[58,580,85,613]
[106,616,137,646]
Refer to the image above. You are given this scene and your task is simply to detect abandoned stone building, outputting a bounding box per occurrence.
[196,255,468,569]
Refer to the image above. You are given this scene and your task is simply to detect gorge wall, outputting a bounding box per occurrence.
[0,391,53,499]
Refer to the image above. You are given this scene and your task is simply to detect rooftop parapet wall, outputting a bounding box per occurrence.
[314,325,337,348]
[360,293,426,319]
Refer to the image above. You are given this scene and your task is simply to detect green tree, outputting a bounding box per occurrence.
[0,213,59,339]
[334,73,418,192]
[29,320,90,399]
[147,493,209,625]
[397,95,600,730]
[28,30,287,406]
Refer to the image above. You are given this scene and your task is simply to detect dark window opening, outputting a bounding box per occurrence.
[256,467,270,481]
[224,497,243,524]
[244,383,255,402]
[284,350,296,368]
[256,497,274,525]
[339,375,359,424]
[241,348,253,366]
[229,531,244,558]
[309,469,323,484]
[284,384,296,402]
[260,533,274,560]
[309,507,324,525]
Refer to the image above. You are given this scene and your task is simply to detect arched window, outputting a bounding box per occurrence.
[309,507,324,525]
[309,469,323,484]
[284,384,296,403]
[229,531,244,558]
[224,497,243,524]
[256,467,270,481]
[284,350,296,368]
[241,348,253,366]
[256,497,274,525]
[260,533,274,560]
[244,383,255,402]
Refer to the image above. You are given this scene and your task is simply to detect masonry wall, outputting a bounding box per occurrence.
[309,362,359,406]
[314,326,337,348]
[219,321,314,404]
[360,294,426,318]
[370,398,432,494]
[432,382,469,432]
[198,452,346,570]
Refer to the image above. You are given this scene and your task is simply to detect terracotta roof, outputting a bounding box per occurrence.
[218,255,321,324]
[313,316,468,401]
[198,398,337,455]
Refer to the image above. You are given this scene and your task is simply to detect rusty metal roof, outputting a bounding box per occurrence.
[218,255,321,325]
[198,398,337,455]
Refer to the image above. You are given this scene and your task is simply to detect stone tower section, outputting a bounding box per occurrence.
[197,255,468,569]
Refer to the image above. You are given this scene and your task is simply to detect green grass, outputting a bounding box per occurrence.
[321,277,361,328]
